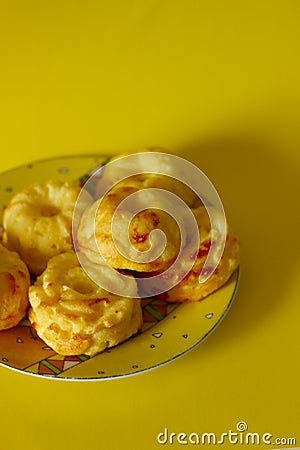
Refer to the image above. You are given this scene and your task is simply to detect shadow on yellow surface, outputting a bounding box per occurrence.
[179,132,299,344]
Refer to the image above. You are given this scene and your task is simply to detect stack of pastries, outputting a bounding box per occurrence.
[0,150,239,356]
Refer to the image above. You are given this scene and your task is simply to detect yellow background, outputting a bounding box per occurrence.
[0,1,299,449]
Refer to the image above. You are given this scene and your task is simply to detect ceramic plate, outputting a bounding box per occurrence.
[0,155,239,380]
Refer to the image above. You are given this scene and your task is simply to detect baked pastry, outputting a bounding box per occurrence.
[2,180,81,275]
[159,233,239,302]
[0,243,30,330]
[77,183,183,272]
[107,173,196,206]
[137,206,240,301]
[28,252,142,356]
[95,149,197,206]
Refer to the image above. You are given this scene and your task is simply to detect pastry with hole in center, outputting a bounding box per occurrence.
[2,179,81,275]
[28,252,142,356]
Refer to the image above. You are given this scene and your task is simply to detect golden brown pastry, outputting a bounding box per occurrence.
[77,183,182,272]
[78,149,206,273]
[0,243,30,330]
[95,148,197,206]
[2,180,81,275]
[108,173,196,206]
[159,233,240,302]
[97,173,196,208]
[28,252,142,356]
[137,206,240,301]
